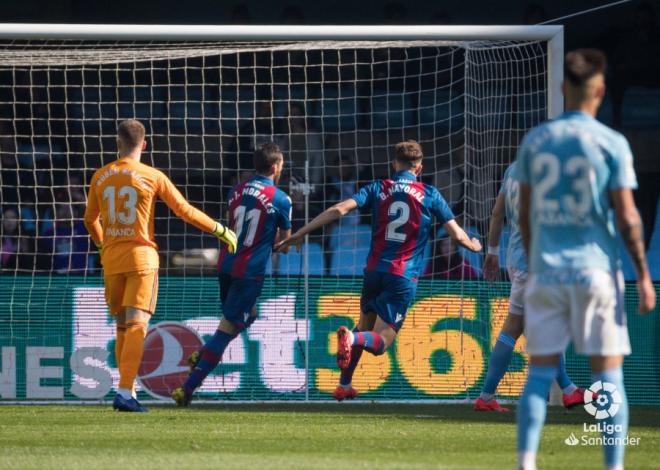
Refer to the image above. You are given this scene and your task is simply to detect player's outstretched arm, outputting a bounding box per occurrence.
[443,219,482,253]
[158,173,237,253]
[484,193,505,281]
[611,188,656,314]
[275,198,358,252]
[83,179,103,251]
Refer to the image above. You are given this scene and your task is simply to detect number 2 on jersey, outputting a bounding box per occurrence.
[385,201,410,242]
[102,185,137,225]
[234,205,261,247]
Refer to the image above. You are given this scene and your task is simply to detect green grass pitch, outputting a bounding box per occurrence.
[0,404,658,469]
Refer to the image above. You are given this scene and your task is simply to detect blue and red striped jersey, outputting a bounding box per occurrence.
[219,175,292,279]
[352,170,455,281]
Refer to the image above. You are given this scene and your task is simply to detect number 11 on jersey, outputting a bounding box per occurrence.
[234,205,261,247]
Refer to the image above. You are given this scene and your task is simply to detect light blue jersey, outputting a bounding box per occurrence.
[513,111,637,273]
[499,162,527,271]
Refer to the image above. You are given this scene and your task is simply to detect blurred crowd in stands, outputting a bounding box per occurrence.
[1,2,659,280]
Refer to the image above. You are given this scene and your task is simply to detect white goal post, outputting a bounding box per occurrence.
[0,24,564,404]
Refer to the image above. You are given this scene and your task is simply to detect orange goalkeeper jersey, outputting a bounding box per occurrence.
[83,156,216,275]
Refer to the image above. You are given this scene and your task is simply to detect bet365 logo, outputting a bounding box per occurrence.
[583,381,622,419]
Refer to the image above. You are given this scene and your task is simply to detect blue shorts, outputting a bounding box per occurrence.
[361,271,417,332]
[219,273,264,329]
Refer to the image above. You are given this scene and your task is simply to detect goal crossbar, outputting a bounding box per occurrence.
[0,23,564,119]
[0,24,562,42]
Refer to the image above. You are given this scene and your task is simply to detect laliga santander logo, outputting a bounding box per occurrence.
[583,381,622,420]
[137,322,203,400]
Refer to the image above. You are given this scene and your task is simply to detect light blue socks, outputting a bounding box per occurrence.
[591,367,628,469]
[517,364,557,469]
[480,332,516,400]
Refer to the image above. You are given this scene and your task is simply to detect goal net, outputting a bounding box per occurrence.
[0,26,566,403]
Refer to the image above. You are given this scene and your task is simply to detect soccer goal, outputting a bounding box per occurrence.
[0,24,564,403]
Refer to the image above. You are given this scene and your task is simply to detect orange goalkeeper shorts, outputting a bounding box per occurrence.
[104,269,159,315]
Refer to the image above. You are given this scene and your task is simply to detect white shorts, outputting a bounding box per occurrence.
[524,269,630,356]
[507,268,528,316]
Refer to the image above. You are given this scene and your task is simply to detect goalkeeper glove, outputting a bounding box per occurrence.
[213,222,238,254]
[94,241,103,259]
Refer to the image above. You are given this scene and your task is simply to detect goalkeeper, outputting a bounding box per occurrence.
[83,119,237,412]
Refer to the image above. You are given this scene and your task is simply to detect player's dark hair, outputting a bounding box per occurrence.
[565,49,607,87]
[117,119,146,148]
[394,140,423,167]
[253,142,283,173]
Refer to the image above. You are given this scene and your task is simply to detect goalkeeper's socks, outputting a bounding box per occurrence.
[591,367,628,469]
[517,364,557,470]
[115,324,127,369]
[118,320,148,390]
[480,331,515,399]
[184,329,237,393]
[351,331,385,355]
[340,328,364,386]
[555,354,576,394]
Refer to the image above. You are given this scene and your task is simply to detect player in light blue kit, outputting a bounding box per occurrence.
[475,161,584,412]
[515,50,656,470]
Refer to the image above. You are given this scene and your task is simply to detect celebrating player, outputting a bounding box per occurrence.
[172,142,292,406]
[276,140,482,401]
[83,119,237,412]
[475,160,584,412]
[515,50,656,470]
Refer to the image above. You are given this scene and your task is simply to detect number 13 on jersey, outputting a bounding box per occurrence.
[102,185,138,224]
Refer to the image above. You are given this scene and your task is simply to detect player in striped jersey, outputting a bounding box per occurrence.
[172,142,292,406]
[475,161,584,413]
[277,140,482,401]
